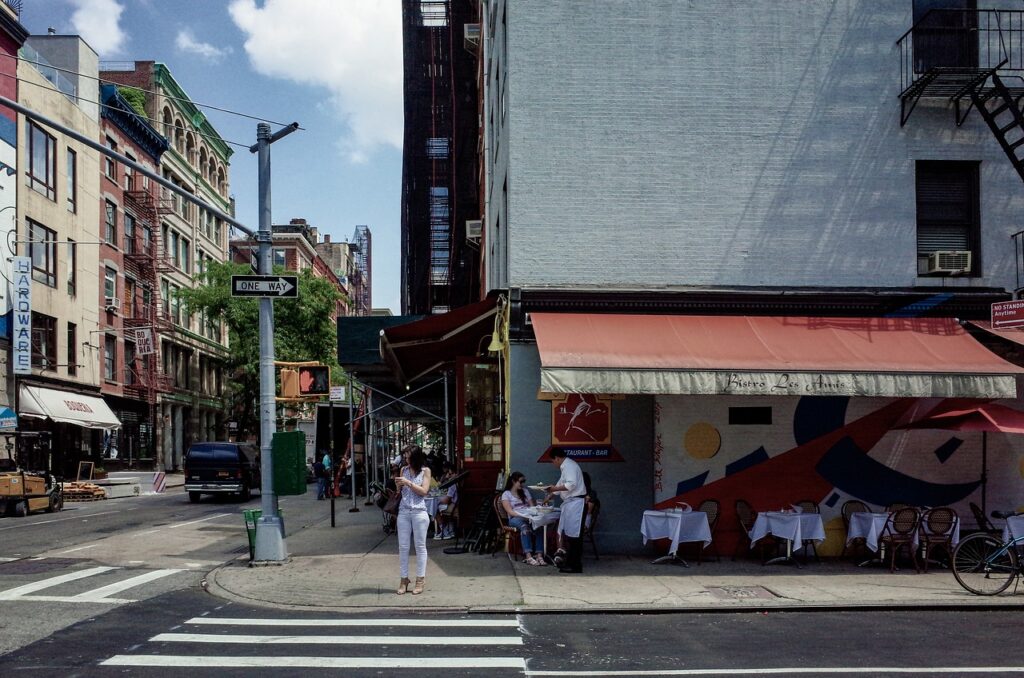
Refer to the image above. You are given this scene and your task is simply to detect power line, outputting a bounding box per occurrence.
[6,71,254,150]
[5,52,304,131]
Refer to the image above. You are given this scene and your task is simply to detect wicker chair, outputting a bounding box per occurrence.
[734,499,774,563]
[919,507,957,572]
[886,502,913,513]
[840,499,868,559]
[878,507,921,573]
[793,499,821,562]
[583,497,600,560]
[492,494,522,562]
[696,498,721,564]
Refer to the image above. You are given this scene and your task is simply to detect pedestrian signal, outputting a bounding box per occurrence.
[280,368,299,399]
[298,365,330,396]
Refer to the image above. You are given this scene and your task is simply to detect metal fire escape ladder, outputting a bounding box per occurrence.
[969,73,1024,183]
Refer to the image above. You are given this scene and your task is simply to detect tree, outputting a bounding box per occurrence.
[177,261,346,439]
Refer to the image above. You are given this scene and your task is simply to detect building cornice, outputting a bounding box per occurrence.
[100,84,169,162]
[153,63,233,161]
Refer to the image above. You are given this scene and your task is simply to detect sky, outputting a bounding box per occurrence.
[23,0,404,313]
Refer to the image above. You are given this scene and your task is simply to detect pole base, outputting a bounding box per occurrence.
[348,507,360,513]
[253,517,288,562]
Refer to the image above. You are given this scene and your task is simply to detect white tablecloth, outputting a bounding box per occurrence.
[425,495,440,518]
[1003,515,1024,544]
[641,510,713,556]
[750,511,825,550]
[846,512,892,552]
[518,506,561,530]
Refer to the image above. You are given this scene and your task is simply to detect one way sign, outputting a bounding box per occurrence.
[231,275,299,298]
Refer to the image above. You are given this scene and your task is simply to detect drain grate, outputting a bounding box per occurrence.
[705,585,777,600]
[0,557,85,574]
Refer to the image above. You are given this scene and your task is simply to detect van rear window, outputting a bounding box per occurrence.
[186,445,240,462]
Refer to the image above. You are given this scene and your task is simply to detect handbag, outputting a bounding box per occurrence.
[383,488,401,516]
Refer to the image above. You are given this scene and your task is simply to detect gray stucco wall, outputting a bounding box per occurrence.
[487,0,1024,292]
[509,343,654,554]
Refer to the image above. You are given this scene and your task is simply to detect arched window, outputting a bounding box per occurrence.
[162,107,173,140]
[185,133,196,167]
[174,119,185,153]
[198,147,208,182]
[217,166,226,196]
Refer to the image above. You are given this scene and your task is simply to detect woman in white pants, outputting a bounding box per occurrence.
[395,444,432,595]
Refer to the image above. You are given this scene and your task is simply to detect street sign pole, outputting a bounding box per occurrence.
[252,121,298,562]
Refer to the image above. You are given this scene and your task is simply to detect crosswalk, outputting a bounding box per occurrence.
[101,614,529,672]
[0,563,184,604]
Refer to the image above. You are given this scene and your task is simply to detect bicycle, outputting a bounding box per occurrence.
[951,510,1024,595]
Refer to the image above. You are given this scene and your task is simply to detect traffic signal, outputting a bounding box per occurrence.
[280,369,299,399]
[298,365,330,396]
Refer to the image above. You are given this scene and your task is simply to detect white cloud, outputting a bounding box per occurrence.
[175,29,232,62]
[69,0,127,57]
[228,0,402,162]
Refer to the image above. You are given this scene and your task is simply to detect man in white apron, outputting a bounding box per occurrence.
[544,448,587,573]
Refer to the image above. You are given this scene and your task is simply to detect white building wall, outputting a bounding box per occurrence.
[486,0,1024,292]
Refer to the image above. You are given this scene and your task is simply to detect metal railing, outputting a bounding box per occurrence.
[898,9,1024,96]
[21,44,77,100]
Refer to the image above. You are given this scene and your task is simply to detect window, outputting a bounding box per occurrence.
[213,218,222,247]
[125,278,136,317]
[66,239,76,296]
[916,160,980,275]
[142,223,152,254]
[66,322,77,376]
[31,312,56,369]
[104,334,116,381]
[273,249,286,268]
[913,0,978,72]
[161,279,170,316]
[171,230,180,268]
[27,121,56,200]
[28,220,56,287]
[124,153,135,191]
[171,284,181,324]
[104,201,117,244]
[124,213,136,254]
[66,148,76,212]
[142,285,153,309]
[181,237,191,273]
[124,340,136,385]
[104,267,117,301]
[104,136,117,180]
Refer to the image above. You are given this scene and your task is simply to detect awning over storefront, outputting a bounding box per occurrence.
[967,320,1024,347]
[533,314,1024,398]
[19,385,122,429]
[380,297,498,385]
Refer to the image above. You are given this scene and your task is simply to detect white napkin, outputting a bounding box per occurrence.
[677,502,692,513]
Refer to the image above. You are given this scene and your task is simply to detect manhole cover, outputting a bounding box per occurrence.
[0,558,85,574]
[705,585,777,600]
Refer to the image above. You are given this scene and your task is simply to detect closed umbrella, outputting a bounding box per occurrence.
[896,402,1024,516]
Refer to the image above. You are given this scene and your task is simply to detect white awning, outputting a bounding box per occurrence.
[19,385,122,429]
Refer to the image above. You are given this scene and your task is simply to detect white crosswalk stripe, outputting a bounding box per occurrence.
[102,614,530,671]
[0,565,183,603]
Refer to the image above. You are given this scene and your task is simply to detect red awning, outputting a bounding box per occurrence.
[968,320,1024,348]
[380,297,498,384]
[898,402,1024,433]
[532,314,1024,398]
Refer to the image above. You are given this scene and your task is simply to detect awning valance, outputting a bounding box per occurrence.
[19,385,122,429]
[533,314,1024,398]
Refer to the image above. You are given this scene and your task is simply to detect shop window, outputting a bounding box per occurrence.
[459,360,502,462]
[728,407,773,426]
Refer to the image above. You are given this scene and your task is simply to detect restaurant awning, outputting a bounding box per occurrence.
[532,314,1024,398]
[380,297,498,385]
[967,320,1024,347]
[19,385,122,429]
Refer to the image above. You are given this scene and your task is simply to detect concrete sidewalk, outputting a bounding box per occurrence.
[206,502,1024,613]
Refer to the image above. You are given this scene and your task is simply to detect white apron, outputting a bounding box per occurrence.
[557,496,586,538]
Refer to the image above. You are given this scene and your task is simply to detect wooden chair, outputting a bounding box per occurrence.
[583,497,600,560]
[878,507,921,573]
[492,494,522,561]
[919,507,957,572]
[840,499,868,559]
[793,499,821,562]
[969,502,999,535]
[734,499,774,563]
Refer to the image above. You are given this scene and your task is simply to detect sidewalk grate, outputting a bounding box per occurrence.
[705,585,777,600]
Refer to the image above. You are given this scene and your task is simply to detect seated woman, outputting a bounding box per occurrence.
[433,462,459,540]
[500,471,546,566]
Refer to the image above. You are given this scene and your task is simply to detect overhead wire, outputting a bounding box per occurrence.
[3,52,304,131]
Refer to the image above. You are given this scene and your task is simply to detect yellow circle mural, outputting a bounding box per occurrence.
[684,422,721,459]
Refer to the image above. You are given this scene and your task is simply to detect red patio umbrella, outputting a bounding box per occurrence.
[896,402,1024,516]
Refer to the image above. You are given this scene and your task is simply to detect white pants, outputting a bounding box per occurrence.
[398,510,429,578]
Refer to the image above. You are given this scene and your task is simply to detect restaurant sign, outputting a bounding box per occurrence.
[992,300,1024,329]
[11,256,31,374]
[539,394,622,462]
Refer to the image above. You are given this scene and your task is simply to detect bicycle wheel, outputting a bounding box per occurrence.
[952,533,1018,595]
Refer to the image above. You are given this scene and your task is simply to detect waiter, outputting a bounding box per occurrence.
[544,448,587,573]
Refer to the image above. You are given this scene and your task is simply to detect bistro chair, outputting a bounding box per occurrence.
[696,498,721,564]
[492,494,522,562]
[886,502,913,513]
[734,499,774,563]
[583,497,600,560]
[878,507,921,573]
[839,499,868,560]
[969,502,999,535]
[793,499,821,562]
[919,507,957,572]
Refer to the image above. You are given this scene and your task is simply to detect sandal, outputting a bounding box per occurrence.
[524,556,539,566]
[535,556,548,566]
[397,578,410,595]
[412,577,425,595]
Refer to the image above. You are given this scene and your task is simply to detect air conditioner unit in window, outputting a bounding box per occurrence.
[927,250,972,274]
[104,297,121,312]
[465,219,482,242]
[464,23,481,51]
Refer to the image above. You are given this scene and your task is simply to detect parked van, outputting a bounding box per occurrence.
[183,442,260,503]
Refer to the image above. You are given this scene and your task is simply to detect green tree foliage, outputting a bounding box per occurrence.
[177,261,346,436]
[117,86,147,117]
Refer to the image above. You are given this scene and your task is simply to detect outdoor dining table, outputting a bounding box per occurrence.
[518,506,561,560]
[1002,514,1024,544]
[424,493,441,518]
[749,510,826,567]
[640,509,712,567]
[846,510,960,567]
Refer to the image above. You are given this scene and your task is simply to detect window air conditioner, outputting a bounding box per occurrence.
[464,23,481,51]
[465,219,482,242]
[926,250,972,274]
[105,297,121,312]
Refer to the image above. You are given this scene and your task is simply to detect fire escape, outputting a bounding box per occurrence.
[121,182,175,428]
[350,225,372,316]
[898,9,1024,291]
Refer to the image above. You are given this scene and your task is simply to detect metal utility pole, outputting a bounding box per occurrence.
[252,121,299,562]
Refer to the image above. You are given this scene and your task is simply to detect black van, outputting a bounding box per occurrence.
[183,442,261,503]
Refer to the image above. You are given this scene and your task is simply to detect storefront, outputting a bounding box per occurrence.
[507,314,1024,554]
